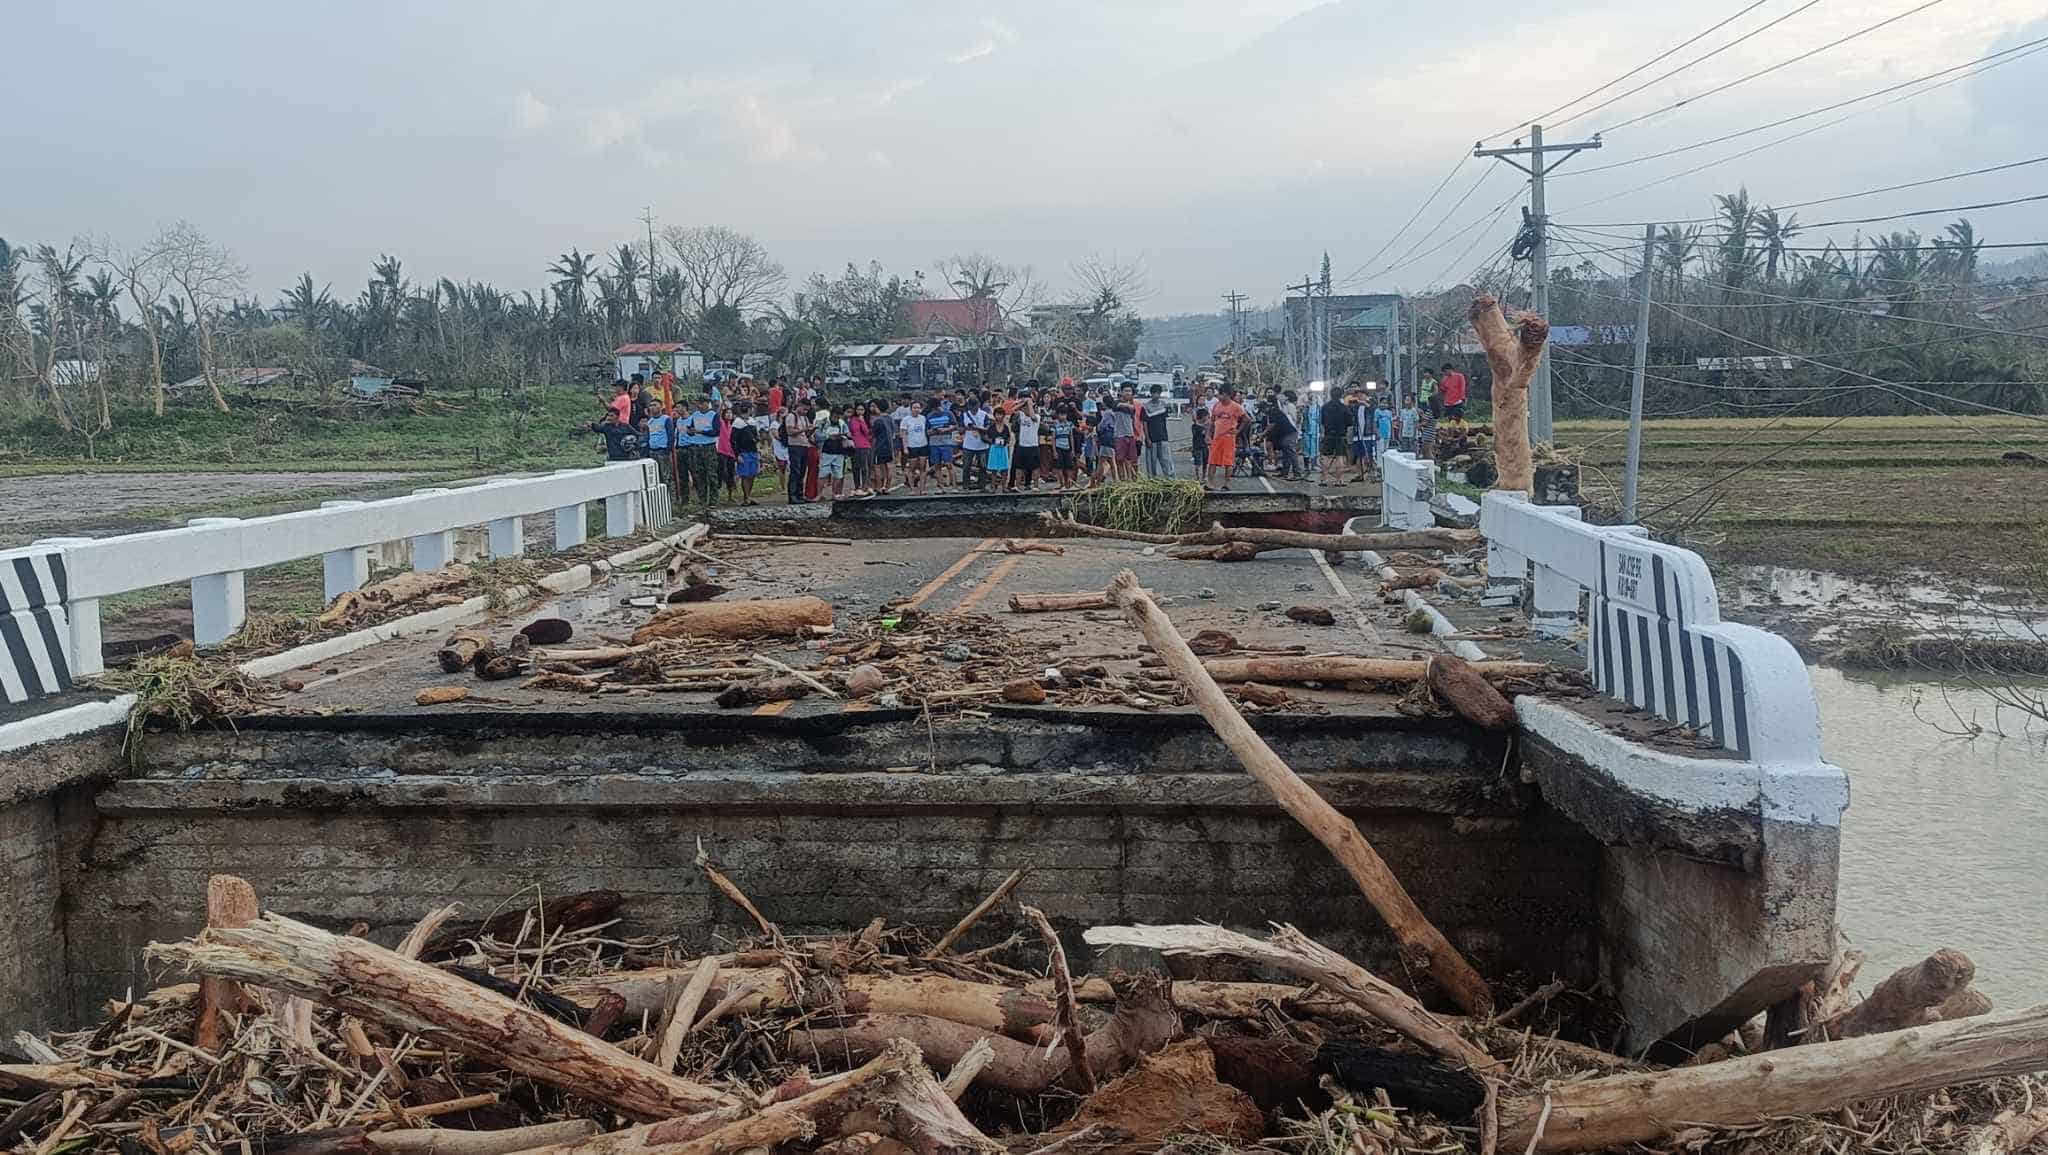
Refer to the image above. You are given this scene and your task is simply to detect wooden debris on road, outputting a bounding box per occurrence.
[436,630,495,673]
[1426,653,1519,730]
[632,596,833,643]
[1099,568,1495,1016]
[319,566,473,627]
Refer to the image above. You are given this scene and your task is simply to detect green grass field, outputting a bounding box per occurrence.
[1554,417,2048,580]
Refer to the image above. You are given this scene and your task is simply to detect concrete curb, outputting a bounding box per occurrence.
[1342,514,1486,661]
[0,525,708,753]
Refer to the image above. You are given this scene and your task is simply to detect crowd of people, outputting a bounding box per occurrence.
[581,361,1477,506]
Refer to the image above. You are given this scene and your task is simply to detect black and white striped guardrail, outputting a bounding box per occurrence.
[0,546,73,704]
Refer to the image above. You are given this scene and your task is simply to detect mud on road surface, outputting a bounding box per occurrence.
[0,470,414,547]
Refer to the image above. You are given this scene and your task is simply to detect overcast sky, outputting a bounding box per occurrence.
[7,0,2046,314]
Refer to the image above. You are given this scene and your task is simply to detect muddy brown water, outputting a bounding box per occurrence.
[1817,666,2048,1008]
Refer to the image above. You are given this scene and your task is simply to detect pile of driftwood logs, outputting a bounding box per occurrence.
[6,867,2040,1155]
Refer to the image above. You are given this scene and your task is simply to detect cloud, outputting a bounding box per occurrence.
[730,93,824,166]
[865,148,892,169]
[867,74,929,108]
[509,90,551,134]
[945,17,1017,64]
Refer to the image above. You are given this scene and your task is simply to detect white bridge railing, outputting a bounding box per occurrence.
[1481,490,1823,763]
[1,461,659,701]
[1379,451,1824,764]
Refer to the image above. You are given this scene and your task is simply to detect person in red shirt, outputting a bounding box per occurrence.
[767,378,786,415]
[607,381,633,425]
[1439,362,1469,420]
[1204,385,1247,492]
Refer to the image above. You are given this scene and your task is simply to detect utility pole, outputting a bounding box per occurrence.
[1474,123,1601,445]
[1407,301,1419,412]
[1287,276,1316,384]
[1623,223,1656,522]
[1222,289,1247,355]
[640,206,660,334]
[1384,297,1398,401]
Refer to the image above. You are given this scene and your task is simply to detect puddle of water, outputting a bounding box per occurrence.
[1816,665,2048,1008]
[1731,565,2048,645]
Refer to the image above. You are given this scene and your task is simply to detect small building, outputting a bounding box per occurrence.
[831,341,956,387]
[614,342,705,383]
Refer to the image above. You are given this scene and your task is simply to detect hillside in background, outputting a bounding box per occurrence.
[1984,247,2048,281]
[1138,304,1285,365]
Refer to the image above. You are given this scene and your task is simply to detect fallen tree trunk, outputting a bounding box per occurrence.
[1470,294,1547,494]
[1836,948,1975,1038]
[366,1121,600,1155]
[571,967,1060,1037]
[1007,592,1111,614]
[150,914,735,1120]
[1425,654,1518,730]
[1498,1002,2048,1153]
[320,566,472,627]
[786,976,1179,1096]
[1083,924,1493,1071]
[633,597,833,644]
[1100,569,1493,1017]
[1201,655,1551,685]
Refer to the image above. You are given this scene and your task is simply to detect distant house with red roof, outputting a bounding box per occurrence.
[905,298,1002,336]
[613,342,704,383]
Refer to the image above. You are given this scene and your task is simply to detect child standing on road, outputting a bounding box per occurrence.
[730,402,761,505]
[901,401,930,493]
[986,416,1013,492]
[1190,406,1210,474]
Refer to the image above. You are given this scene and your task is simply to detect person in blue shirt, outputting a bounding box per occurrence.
[644,405,677,490]
[925,400,957,489]
[679,396,720,507]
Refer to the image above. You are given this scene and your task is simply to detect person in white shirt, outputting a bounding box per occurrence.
[960,398,992,490]
[901,402,931,493]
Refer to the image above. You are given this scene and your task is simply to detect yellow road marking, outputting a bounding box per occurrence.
[955,555,1024,612]
[904,538,995,610]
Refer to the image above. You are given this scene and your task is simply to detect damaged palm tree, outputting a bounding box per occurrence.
[1470,293,1549,494]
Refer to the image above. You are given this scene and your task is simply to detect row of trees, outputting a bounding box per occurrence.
[1536,188,2045,416]
[1,222,1147,453]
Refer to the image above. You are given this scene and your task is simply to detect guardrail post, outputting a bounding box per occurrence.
[28,537,96,680]
[488,514,526,558]
[554,504,588,551]
[187,517,246,647]
[1483,540,1528,607]
[1531,562,1581,639]
[408,488,457,571]
[318,501,372,601]
[604,491,637,538]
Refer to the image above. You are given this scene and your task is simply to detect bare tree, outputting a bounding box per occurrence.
[160,221,245,412]
[90,230,178,416]
[932,253,1040,382]
[660,226,785,320]
[1071,252,1149,317]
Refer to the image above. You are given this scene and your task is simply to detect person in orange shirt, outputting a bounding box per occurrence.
[1205,385,1247,491]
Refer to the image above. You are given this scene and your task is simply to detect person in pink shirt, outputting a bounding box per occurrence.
[715,402,737,503]
[848,407,874,496]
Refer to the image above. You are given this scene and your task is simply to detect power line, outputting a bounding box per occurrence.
[1590,0,1952,136]
[1338,167,1498,287]
[1339,154,1472,285]
[1480,0,1777,143]
[1549,0,1826,134]
[1571,279,2048,346]
[1551,35,2048,181]
[1340,179,1524,287]
[1558,156,2048,227]
[1546,38,2048,217]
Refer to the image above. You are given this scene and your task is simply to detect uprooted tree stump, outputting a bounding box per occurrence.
[1470,293,1549,494]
